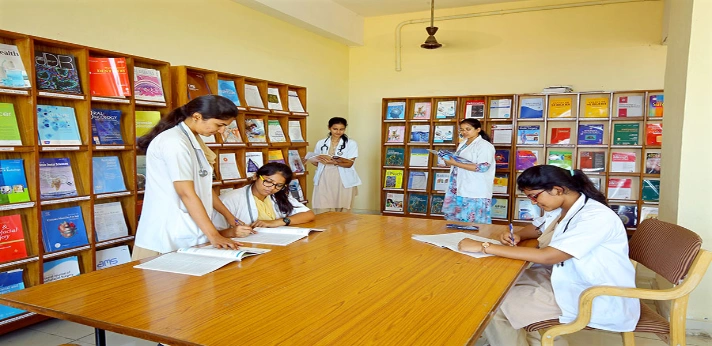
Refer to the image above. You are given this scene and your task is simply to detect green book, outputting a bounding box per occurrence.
[0,103,22,146]
[547,150,573,170]
[642,179,660,202]
[612,123,640,145]
[384,147,405,166]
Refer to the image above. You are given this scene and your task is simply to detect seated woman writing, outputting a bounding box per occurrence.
[212,162,315,232]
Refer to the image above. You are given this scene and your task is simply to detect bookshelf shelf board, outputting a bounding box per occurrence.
[134,100,167,107]
[0,88,30,96]
[0,201,36,211]
[0,256,39,270]
[93,145,131,151]
[40,146,84,152]
[95,191,133,199]
[43,245,92,260]
[36,91,85,100]
[39,196,91,206]
[96,236,135,249]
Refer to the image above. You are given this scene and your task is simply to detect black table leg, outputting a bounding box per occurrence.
[95,328,107,346]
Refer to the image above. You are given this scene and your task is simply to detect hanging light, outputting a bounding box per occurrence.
[421,0,442,49]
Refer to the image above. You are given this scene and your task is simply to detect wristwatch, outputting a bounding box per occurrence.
[481,242,491,254]
[283,217,291,226]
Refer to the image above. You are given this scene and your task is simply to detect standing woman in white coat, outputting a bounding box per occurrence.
[441,118,496,223]
[309,117,362,214]
[132,95,252,260]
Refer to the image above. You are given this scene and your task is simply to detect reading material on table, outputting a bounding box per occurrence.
[412,232,496,258]
[236,226,326,246]
[134,247,270,276]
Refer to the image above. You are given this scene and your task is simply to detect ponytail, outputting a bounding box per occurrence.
[517,165,607,206]
[137,106,188,152]
[570,169,608,206]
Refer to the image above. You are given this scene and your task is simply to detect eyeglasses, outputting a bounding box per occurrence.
[260,175,286,190]
[526,190,546,203]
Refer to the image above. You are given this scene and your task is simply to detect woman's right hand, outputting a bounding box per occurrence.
[208,234,242,250]
[498,230,520,246]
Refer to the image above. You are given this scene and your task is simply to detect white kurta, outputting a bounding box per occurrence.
[451,136,496,199]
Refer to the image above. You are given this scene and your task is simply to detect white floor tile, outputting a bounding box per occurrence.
[0,327,74,345]
[75,331,158,346]
[26,318,94,340]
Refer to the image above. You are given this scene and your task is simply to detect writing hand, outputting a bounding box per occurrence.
[499,231,520,246]
[232,225,254,237]
[208,234,242,250]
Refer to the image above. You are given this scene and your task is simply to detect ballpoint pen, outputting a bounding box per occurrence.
[235,218,246,226]
[509,223,515,246]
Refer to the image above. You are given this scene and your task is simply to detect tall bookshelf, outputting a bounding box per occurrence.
[381,91,663,235]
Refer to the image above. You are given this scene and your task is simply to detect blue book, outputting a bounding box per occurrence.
[91,109,124,145]
[38,158,78,200]
[387,102,405,120]
[407,193,429,214]
[41,206,89,252]
[577,124,605,145]
[43,256,80,283]
[0,159,30,205]
[92,156,127,194]
[495,150,509,170]
[430,195,445,215]
[519,98,543,119]
[217,80,240,106]
[0,269,26,319]
[610,204,637,228]
[36,105,81,145]
[407,171,428,190]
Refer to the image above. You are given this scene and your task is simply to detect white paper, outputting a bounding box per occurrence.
[236,227,325,246]
[96,245,131,270]
[219,153,241,180]
[411,232,496,258]
[287,90,305,112]
[244,84,264,108]
[267,87,283,110]
[94,202,129,241]
[491,125,513,144]
[288,121,304,142]
[134,247,270,276]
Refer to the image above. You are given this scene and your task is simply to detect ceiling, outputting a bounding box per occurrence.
[331,0,530,17]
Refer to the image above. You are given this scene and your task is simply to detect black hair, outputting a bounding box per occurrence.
[254,162,294,215]
[460,118,491,143]
[137,95,238,152]
[517,165,608,206]
[321,117,349,154]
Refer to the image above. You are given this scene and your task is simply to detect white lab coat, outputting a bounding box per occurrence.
[311,137,361,188]
[212,185,310,229]
[451,136,496,198]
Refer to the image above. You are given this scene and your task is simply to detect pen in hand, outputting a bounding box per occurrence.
[509,223,515,246]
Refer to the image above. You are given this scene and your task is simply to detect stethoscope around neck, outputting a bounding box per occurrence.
[178,124,209,177]
[320,138,344,156]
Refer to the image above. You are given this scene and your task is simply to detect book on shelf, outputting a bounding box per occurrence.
[640,206,658,221]
[133,66,165,103]
[135,111,161,139]
[516,199,541,220]
[407,171,428,190]
[608,178,633,200]
[646,123,663,146]
[39,157,78,200]
[93,156,127,194]
[43,256,80,283]
[217,79,240,106]
[519,98,543,119]
[547,150,573,170]
[91,108,124,145]
[386,125,405,143]
[88,57,130,98]
[0,269,26,319]
[386,101,405,120]
[642,179,660,202]
[612,123,640,145]
[186,71,211,100]
[579,151,605,172]
[409,148,429,167]
[464,100,485,119]
[0,215,28,262]
[491,124,513,144]
[649,94,664,117]
[267,150,285,164]
[433,125,454,143]
[267,88,283,110]
[583,97,609,118]
[0,103,22,146]
[288,180,304,201]
[435,100,456,119]
[432,172,450,192]
[515,150,538,170]
[616,95,643,117]
[610,204,637,228]
[384,169,404,189]
[645,152,661,174]
[489,99,512,119]
[548,98,572,118]
[407,193,428,214]
[542,86,572,93]
[136,155,146,190]
[222,120,243,143]
[134,246,270,276]
[494,149,510,170]
[219,153,242,179]
[37,105,81,145]
[517,125,540,145]
[410,125,430,143]
[493,173,508,194]
[577,124,604,145]
[287,121,304,142]
[384,147,405,166]
[287,150,305,173]
[0,43,31,89]
[34,51,81,94]
[413,102,431,119]
[287,90,305,112]
[412,233,495,259]
[96,245,131,270]
[244,84,264,108]
[385,193,404,212]
[491,198,508,219]
[267,120,286,142]
[245,119,266,143]
[610,152,637,172]
[200,134,216,144]
[427,149,473,164]
[0,159,30,204]
[588,176,602,191]
[550,128,571,145]
[430,195,444,215]
[245,152,264,178]
[41,206,89,252]
[94,202,129,242]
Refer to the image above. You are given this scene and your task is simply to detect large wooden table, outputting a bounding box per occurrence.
[0,213,532,345]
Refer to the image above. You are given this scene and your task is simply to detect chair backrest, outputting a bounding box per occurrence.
[629,219,702,284]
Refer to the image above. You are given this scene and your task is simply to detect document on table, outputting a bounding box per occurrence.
[134,247,270,276]
[412,232,496,258]
[235,226,326,246]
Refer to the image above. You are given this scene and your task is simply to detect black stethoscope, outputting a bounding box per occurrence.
[556,195,589,267]
[320,138,344,156]
[178,124,209,178]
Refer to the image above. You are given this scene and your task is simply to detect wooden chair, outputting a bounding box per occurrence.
[524,219,712,346]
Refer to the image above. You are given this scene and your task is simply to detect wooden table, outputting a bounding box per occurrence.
[0,213,533,345]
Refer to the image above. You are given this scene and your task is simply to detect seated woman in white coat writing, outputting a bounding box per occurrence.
[212,163,315,230]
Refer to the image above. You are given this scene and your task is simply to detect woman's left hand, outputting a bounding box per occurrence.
[442,158,456,166]
[252,219,287,228]
[458,238,483,253]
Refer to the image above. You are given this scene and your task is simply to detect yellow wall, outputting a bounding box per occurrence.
[348,0,666,211]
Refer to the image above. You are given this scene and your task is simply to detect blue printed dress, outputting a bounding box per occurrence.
[442,143,492,224]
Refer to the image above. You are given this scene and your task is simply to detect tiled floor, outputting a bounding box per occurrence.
[0,318,710,345]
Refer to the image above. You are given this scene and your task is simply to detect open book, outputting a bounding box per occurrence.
[235,226,325,246]
[427,149,473,164]
[412,232,496,258]
[134,246,270,276]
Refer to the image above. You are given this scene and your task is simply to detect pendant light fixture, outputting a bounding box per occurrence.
[421,0,442,49]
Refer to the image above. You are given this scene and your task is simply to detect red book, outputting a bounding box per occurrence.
[646,123,663,145]
[550,128,571,144]
[0,215,28,262]
[88,57,131,97]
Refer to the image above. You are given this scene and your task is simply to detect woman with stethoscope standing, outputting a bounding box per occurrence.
[309,117,361,214]
[132,95,252,260]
